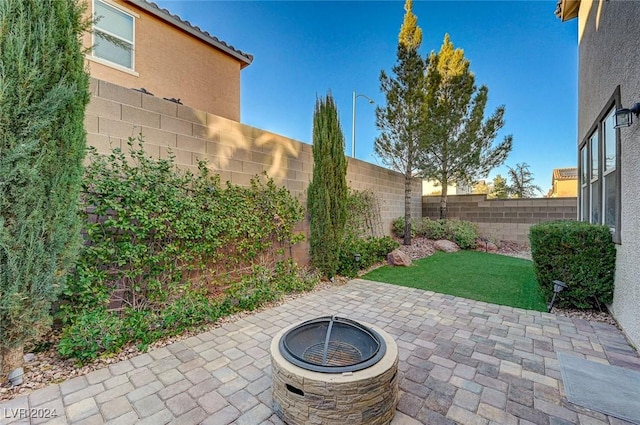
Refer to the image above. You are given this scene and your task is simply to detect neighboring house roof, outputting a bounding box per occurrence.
[125,0,254,68]
[555,0,581,22]
[552,167,578,182]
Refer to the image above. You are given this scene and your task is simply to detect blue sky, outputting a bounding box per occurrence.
[156,0,578,194]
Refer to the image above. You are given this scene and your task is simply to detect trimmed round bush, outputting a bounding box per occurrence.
[529,220,615,309]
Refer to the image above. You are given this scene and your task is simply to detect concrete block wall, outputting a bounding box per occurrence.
[85,78,422,262]
[422,194,578,244]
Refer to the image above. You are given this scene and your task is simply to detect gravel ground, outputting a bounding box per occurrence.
[0,240,618,402]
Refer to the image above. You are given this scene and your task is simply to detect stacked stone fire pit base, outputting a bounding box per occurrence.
[270,321,398,425]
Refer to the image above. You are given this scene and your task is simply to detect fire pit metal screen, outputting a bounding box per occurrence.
[271,317,399,425]
[279,315,386,373]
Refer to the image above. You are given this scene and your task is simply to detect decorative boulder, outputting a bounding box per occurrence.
[434,239,460,253]
[387,249,412,266]
[476,239,498,253]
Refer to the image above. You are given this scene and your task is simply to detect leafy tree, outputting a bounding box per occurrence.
[0,0,89,382]
[307,94,348,278]
[421,34,512,218]
[472,180,490,195]
[507,162,542,198]
[490,175,509,199]
[375,0,426,245]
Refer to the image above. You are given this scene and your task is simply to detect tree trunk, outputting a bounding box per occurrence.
[0,345,24,385]
[439,179,449,219]
[404,172,412,246]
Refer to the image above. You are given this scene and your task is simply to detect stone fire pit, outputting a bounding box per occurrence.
[270,316,398,425]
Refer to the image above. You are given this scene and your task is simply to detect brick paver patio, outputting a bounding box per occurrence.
[1,279,639,425]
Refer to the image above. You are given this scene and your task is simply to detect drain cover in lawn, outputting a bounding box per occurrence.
[558,352,640,424]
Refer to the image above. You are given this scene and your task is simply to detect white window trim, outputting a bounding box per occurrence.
[90,0,137,72]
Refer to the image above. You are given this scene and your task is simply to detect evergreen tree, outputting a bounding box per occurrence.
[490,175,509,199]
[0,0,89,382]
[307,94,348,278]
[375,0,427,245]
[507,162,542,198]
[422,34,512,218]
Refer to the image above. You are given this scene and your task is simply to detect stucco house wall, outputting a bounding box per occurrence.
[574,0,640,348]
[84,0,252,121]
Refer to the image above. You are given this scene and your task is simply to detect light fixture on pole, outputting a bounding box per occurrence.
[352,91,375,158]
[614,102,640,129]
[548,280,569,312]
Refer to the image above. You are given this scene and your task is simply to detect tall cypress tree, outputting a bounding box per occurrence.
[0,0,89,382]
[375,0,427,245]
[307,94,348,278]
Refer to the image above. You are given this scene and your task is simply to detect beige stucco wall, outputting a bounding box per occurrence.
[85,78,422,263]
[577,0,640,349]
[550,179,578,198]
[84,0,243,121]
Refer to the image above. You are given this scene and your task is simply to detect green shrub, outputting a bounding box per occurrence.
[59,260,317,363]
[392,216,417,238]
[420,218,447,240]
[57,139,313,363]
[337,236,399,277]
[58,309,125,363]
[62,137,304,314]
[529,220,615,309]
[446,219,478,250]
[394,217,477,249]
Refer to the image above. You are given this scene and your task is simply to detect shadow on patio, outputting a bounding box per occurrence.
[1,279,638,424]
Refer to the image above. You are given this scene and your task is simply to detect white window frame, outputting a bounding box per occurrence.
[90,0,138,74]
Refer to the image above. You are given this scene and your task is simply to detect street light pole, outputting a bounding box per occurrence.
[351,91,374,158]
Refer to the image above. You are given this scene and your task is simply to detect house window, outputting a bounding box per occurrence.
[580,145,588,220]
[578,87,621,242]
[589,132,599,223]
[602,109,617,229]
[93,0,134,69]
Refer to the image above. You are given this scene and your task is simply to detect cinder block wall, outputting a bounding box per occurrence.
[85,78,422,262]
[422,194,578,244]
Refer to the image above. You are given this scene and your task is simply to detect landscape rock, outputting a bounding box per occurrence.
[387,249,412,266]
[476,239,498,253]
[434,239,460,253]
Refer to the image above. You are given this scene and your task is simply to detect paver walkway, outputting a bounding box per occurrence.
[1,279,639,425]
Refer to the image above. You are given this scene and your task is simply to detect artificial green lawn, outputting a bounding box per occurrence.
[363,250,547,311]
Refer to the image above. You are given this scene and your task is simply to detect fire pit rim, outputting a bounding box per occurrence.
[277,315,388,374]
